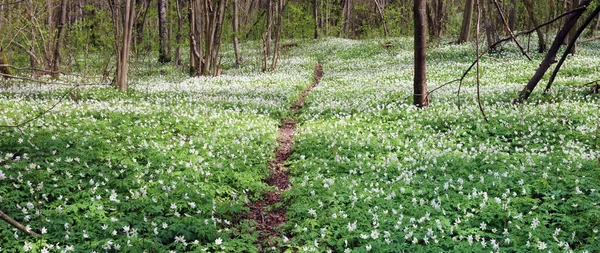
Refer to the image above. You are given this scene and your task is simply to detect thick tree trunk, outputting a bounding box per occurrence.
[50,0,67,79]
[413,0,429,107]
[458,0,474,43]
[158,0,171,63]
[523,0,546,52]
[233,0,242,66]
[515,0,593,103]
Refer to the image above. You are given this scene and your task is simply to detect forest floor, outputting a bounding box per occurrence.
[246,62,323,251]
[0,38,599,252]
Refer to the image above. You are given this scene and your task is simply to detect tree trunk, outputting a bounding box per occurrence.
[110,0,137,92]
[266,0,273,57]
[567,0,577,54]
[175,0,184,65]
[343,0,352,38]
[158,0,171,62]
[507,0,516,31]
[413,0,429,107]
[458,0,474,43]
[515,0,592,103]
[189,0,203,76]
[313,0,318,39]
[427,0,445,41]
[233,0,242,66]
[271,0,283,71]
[134,0,150,53]
[50,0,67,79]
[0,47,13,78]
[523,0,546,52]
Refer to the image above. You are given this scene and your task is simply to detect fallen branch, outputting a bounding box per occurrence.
[545,5,600,93]
[0,209,40,237]
[0,72,106,87]
[580,35,600,43]
[456,6,584,108]
[0,64,101,79]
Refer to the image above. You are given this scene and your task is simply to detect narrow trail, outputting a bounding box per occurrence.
[246,62,323,252]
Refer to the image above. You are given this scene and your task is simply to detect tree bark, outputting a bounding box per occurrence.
[0,47,13,78]
[110,0,137,92]
[515,0,593,103]
[507,0,516,31]
[271,0,283,71]
[233,0,242,66]
[175,0,184,65]
[413,0,429,107]
[458,0,474,43]
[189,0,203,76]
[545,5,600,92]
[50,0,67,79]
[427,0,445,41]
[266,0,273,57]
[342,0,352,38]
[567,0,577,54]
[158,0,171,63]
[313,0,318,39]
[523,0,546,52]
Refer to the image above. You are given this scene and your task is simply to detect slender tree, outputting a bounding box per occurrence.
[232,0,242,66]
[109,0,137,92]
[158,0,171,63]
[413,0,429,107]
[50,0,68,79]
[523,0,546,52]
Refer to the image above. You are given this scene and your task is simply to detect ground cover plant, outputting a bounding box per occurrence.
[283,38,600,252]
[0,43,316,252]
[0,37,599,252]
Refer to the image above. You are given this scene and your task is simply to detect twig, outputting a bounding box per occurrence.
[580,35,600,43]
[0,209,40,237]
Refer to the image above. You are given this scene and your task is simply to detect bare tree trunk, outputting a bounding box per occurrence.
[134,0,150,52]
[110,0,137,92]
[313,0,318,39]
[271,0,283,71]
[233,0,242,66]
[266,0,273,57]
[515,0,592,103]
[427,0,445,41]
[342,0,352,38]
[158,0,171,62]
[458,0,474,43]
[0,46,13,78]
[507,0,516,31]
[50,0,67,79]
[175,0,184,65]
[189,0,202,76]
[414,0,429,107]
[523,0,546,52]
[567,0,577,54]
[373,0,389,38]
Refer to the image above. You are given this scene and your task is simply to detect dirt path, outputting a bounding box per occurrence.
[246,62,323,252]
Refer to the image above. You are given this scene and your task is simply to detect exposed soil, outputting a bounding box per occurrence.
[245,62,323,252]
